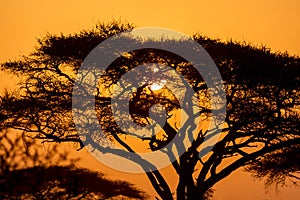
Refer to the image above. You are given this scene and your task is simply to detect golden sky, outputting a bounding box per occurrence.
[0,0,299,63]
[1,0,300,199]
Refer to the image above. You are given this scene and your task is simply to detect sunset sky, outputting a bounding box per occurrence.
[1,0,300,199]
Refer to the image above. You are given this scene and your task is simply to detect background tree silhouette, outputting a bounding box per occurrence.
[1,165,147,199]
[1,21,300,199]
[0,107,147,200]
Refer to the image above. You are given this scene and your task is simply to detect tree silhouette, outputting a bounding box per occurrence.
[1,165,147,199]
[0,112,147,200]
[246,144,300,191]
[1,21,300,199]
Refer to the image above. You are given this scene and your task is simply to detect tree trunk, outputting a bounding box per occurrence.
[176,176,186,200]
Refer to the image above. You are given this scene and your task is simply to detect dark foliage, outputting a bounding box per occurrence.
[1,20,299,199]
[1,165,147,200]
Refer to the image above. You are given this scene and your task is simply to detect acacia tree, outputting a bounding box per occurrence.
[1,21,300,199]
[0,97,147,200]
[1,165,147,199]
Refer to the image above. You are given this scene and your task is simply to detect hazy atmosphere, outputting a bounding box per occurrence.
[1,1,299,200]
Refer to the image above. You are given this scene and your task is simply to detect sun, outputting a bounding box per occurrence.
[149,79,166,91]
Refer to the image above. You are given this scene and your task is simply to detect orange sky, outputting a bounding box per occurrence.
[1,0,300,199]
[0,0,299,63]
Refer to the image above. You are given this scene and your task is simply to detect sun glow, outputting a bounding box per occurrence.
[149,79,166,91]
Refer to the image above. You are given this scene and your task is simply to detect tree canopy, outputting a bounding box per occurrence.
[0,123,147,200]
[1,21,300,200]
